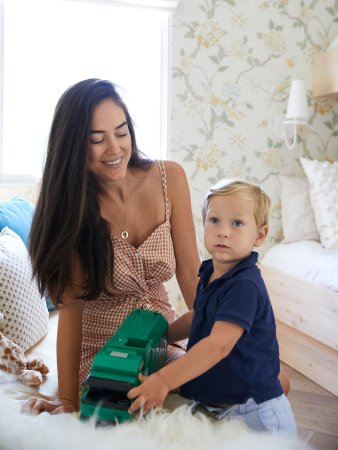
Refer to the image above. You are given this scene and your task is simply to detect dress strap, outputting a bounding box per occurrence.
[158,160,169,222]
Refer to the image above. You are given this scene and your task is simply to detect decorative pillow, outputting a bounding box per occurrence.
[300,157,338,250]
[279,175,319,243]
[0,227,48,351]
[0,197,35,247]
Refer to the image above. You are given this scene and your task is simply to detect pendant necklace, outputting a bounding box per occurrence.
[103,194,129,240]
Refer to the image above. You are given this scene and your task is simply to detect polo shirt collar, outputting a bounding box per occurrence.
[198,251,258,286]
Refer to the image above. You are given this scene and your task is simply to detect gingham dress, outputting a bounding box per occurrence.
[79,161,180,387]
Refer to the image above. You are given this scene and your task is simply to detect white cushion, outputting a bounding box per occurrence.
[261,240,338,292]
[300,158,338,250]
[279,175,319,243]
[0,227,48,351]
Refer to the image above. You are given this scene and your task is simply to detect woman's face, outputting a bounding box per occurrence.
[88,99,132,184]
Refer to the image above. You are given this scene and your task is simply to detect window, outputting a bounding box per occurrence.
[0,0,178,181]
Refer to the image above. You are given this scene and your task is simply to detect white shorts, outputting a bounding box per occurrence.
[192,394,297,435]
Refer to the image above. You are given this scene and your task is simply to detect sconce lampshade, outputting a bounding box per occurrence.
[285,79,309,124]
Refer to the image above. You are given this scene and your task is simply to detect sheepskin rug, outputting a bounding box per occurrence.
[0,374,313,450]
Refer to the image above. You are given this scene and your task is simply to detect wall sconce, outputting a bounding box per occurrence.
[283,79,309,150]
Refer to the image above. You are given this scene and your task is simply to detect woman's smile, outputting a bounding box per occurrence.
[102,157,123,167]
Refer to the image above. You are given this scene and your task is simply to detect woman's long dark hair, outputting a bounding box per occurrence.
[29,79,151,304]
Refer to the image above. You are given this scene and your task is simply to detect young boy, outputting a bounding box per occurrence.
[128,179,296,434]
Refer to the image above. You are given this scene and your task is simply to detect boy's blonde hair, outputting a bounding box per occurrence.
[202,179,271,228]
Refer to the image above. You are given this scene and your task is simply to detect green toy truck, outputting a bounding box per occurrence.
[80,309,168,425]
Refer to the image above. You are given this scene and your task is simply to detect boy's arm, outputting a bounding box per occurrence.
[167,310,194,343]
[128,320,244,414]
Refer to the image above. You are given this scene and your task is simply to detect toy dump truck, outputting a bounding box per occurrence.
[80,309,168,425]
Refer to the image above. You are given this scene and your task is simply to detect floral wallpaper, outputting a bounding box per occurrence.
[167,0,338,314]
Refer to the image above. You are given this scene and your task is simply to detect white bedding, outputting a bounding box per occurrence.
[261,240,338,292]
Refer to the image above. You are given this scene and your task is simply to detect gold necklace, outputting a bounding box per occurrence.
[103,195,129,240]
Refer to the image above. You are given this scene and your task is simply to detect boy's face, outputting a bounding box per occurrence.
[203,194,267,275]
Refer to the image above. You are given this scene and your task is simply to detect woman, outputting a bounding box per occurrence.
[22,78,201,414]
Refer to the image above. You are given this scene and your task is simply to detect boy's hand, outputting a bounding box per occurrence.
[127,372,170,416]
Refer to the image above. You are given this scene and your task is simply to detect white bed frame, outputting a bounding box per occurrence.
[260,265,338,397]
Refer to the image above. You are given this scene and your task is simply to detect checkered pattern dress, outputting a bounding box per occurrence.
[79,161,183,387]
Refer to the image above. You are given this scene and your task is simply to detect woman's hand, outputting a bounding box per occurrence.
[20,397,77,415]
[127,373,170,416]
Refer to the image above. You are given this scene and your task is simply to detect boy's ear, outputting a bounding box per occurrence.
[254,225,268,247]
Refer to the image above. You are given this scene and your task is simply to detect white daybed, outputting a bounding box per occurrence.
[261,241,338,396]
[260,158,338,397]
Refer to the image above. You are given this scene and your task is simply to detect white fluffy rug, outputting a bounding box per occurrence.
[0,376,313,450]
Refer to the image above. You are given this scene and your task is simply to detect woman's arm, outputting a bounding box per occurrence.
[165,161,201,310]
[56,294,84,411]
[167,310,194,343]
[279,366,290,396]
[53,254,86,412]
[21,256,85,415]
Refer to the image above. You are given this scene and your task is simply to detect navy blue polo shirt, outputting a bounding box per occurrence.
[180,252,283,405]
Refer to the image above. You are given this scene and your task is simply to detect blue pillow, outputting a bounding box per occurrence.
[45,292,57,312]
[0,197,35,247]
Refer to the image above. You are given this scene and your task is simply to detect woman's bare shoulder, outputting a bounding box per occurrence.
[162,160,186,177]
[161,161,191,203]
[162,160,188,188]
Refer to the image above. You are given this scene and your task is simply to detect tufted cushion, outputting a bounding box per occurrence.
[0,227,48,351]
[300,158,338,250]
